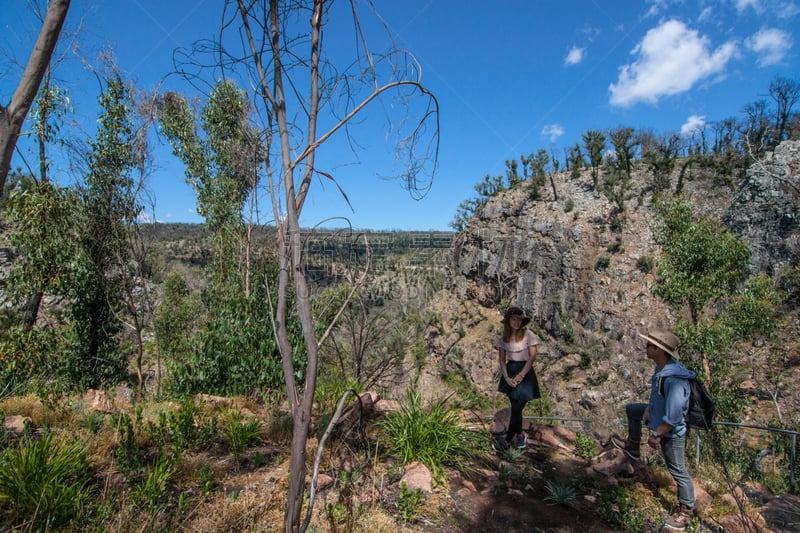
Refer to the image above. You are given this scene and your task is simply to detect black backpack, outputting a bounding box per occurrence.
[659,376,715,430]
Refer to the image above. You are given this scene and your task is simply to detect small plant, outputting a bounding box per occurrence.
[564,198,575,213]
[326,470,363,532]
[595,255,611,271]
[221,409,263,461]
[498,464,513,484]
[379,392,483,479]
[636,255,655,274]
[573,431,597,460]
[498,446,527,462]
[606,237,624,254]
[543,479,577,505]
[397,481,424,522]
[130,454,177,508]
[198,464,216,494]
[0,432,92,529]
[599,485,648,531]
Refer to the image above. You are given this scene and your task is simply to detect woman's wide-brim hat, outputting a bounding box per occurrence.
[502,306,531,326]
[639,329,680,357]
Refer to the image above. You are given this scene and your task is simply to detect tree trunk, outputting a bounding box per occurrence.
[22,290,43,330]
[0,0,70,192]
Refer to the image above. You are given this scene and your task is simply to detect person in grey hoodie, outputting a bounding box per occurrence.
[611,329,696,531]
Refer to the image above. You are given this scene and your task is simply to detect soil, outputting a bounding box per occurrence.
[434,446,618,533]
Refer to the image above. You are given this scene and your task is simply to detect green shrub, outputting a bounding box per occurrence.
[564,199,575,213]
[599,485,647,531]
[221,410,263,461]
[606,238,623,254]
[636,255,655,274]
[397,481,424,522]
[379,392,482,479]
[595,255,611,271]
[0,432,92,529]
[130,454,177,509]
[573,431,597,459]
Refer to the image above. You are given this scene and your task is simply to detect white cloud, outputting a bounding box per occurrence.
[542,124,565,142]
[609,19,737,108]
[698,6,714,22]
[735,0,764,13]
[746,27,792,66]
[774,1,800,19]
[680,115,706,137]
[565,46,585,66]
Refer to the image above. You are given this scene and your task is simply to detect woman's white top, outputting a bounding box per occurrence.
[493,330,540,362]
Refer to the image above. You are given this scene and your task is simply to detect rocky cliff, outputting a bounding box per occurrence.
[426,141,800,434]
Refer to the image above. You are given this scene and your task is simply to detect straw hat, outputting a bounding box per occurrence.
[639,329,680,357]
[502,306,531,326]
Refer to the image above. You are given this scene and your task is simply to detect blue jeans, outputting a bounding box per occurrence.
[661,433,695,508]
[624,403,695,508]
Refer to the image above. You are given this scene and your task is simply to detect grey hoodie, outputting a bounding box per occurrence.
[647,358,696,438]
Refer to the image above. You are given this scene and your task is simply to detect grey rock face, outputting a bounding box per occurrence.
[725,140,800,277]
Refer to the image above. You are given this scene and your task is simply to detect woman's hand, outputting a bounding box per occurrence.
[504,375,518,387]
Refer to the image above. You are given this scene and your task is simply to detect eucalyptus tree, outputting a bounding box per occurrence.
[581,129,605,189]
[567,142,585,179]
[652,194,750,385]
[768,75,800,143]
[741,99,772,157]
[602,126,637,213]
[225,2,439,530]
[158,80,288,398]
[70,75,141,389]
[641,132,680,193]
[0,0,71,193]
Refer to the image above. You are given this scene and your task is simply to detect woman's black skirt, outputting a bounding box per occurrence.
[497,360,541,402]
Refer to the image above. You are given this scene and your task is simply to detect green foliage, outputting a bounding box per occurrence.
[779,264,800,307]
[606,237,623,254]
[653,194,750,324]
[564,198,575,213]
[636,255,655,274]
[595,255,611,271]
[154,271,201,364]
[573,431,597,460]
[641,132,680,192]
[325,470,364,532]
[130,454,177,509]
[397,481,424,522]
[723,273,784,340]
[567,143,585,179]
[67,75,140,391]
[221,410,263,461]
[598,485,648,531]
[0,432,92,529]
[582,129,606,189]
[543,479,577,505]
[379,392,482,479]
[450,174,505,231]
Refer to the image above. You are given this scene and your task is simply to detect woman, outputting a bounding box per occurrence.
[494,306,541,451]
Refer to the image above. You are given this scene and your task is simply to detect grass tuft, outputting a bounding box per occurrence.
[379,392,483,479]
[0,432,92,529]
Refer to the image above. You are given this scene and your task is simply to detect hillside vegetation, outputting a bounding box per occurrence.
[2,74,800,530]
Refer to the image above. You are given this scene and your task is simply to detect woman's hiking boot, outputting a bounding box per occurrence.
[610,434,641,460]
[663,502,693,530]
[492,437,510,453]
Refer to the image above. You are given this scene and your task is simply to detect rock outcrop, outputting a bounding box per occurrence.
[725,140,800,276]
[432,141,800,434]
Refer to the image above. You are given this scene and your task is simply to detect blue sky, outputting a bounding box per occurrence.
[2,0,799,230]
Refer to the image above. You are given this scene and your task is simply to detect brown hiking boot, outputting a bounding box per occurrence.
[664,502,693,530]
[610,434,641,460]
